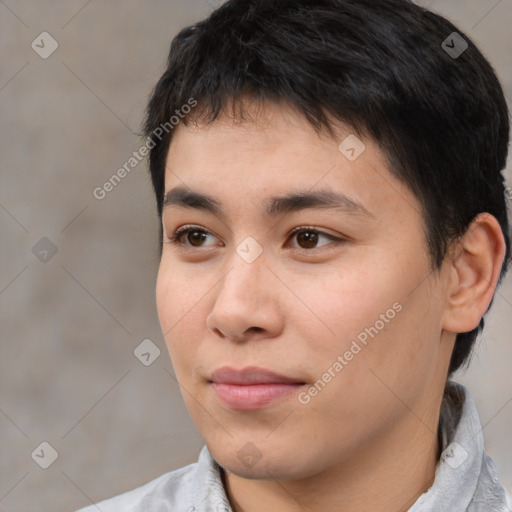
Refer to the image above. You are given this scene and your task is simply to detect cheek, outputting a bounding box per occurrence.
[155,262,204,365]
[290,268,398,360]
[293,257,439,383]
[155,264,179,336]
[292,278,441,439]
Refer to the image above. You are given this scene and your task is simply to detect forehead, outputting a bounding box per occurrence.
[163,101,420,225]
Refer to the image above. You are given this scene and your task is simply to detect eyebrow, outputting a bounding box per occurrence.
[162,186,374,220]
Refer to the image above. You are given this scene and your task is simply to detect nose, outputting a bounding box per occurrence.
[206,249,283,343]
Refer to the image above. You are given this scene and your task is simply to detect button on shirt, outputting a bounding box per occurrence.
[76,381,511,512]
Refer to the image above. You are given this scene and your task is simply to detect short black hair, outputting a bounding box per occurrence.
[143,0,511,376]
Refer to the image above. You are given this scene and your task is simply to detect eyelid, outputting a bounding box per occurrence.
[288,225,339,239]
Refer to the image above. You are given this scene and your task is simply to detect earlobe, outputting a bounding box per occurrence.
[442,213,506,334]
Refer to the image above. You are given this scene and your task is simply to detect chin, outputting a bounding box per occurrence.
[210,440,318,481]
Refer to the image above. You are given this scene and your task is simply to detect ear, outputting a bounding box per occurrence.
[442,213,506,333]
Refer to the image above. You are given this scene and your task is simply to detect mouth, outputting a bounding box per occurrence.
[208,366,306,410]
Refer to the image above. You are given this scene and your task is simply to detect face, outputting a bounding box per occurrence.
[156,100,454,480]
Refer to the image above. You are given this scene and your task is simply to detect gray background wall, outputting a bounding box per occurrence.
[0,1,510,510]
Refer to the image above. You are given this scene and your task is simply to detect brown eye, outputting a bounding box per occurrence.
[167,226,218,248]
[295,230,320,249]
[184,229,208,247]
[288,227,342,250]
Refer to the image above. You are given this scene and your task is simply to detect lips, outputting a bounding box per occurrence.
[209,366,305,385]
[208,366,305,410]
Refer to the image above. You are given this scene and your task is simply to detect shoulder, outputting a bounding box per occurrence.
[75,453,200,512]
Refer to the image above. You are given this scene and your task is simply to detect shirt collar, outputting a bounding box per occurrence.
[410,380,510,511]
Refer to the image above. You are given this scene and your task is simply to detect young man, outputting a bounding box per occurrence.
[78,0,511,510]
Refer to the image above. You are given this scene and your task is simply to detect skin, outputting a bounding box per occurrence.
[156,99,506,512]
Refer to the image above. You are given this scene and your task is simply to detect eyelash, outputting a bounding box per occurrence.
[165,225,345,251]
